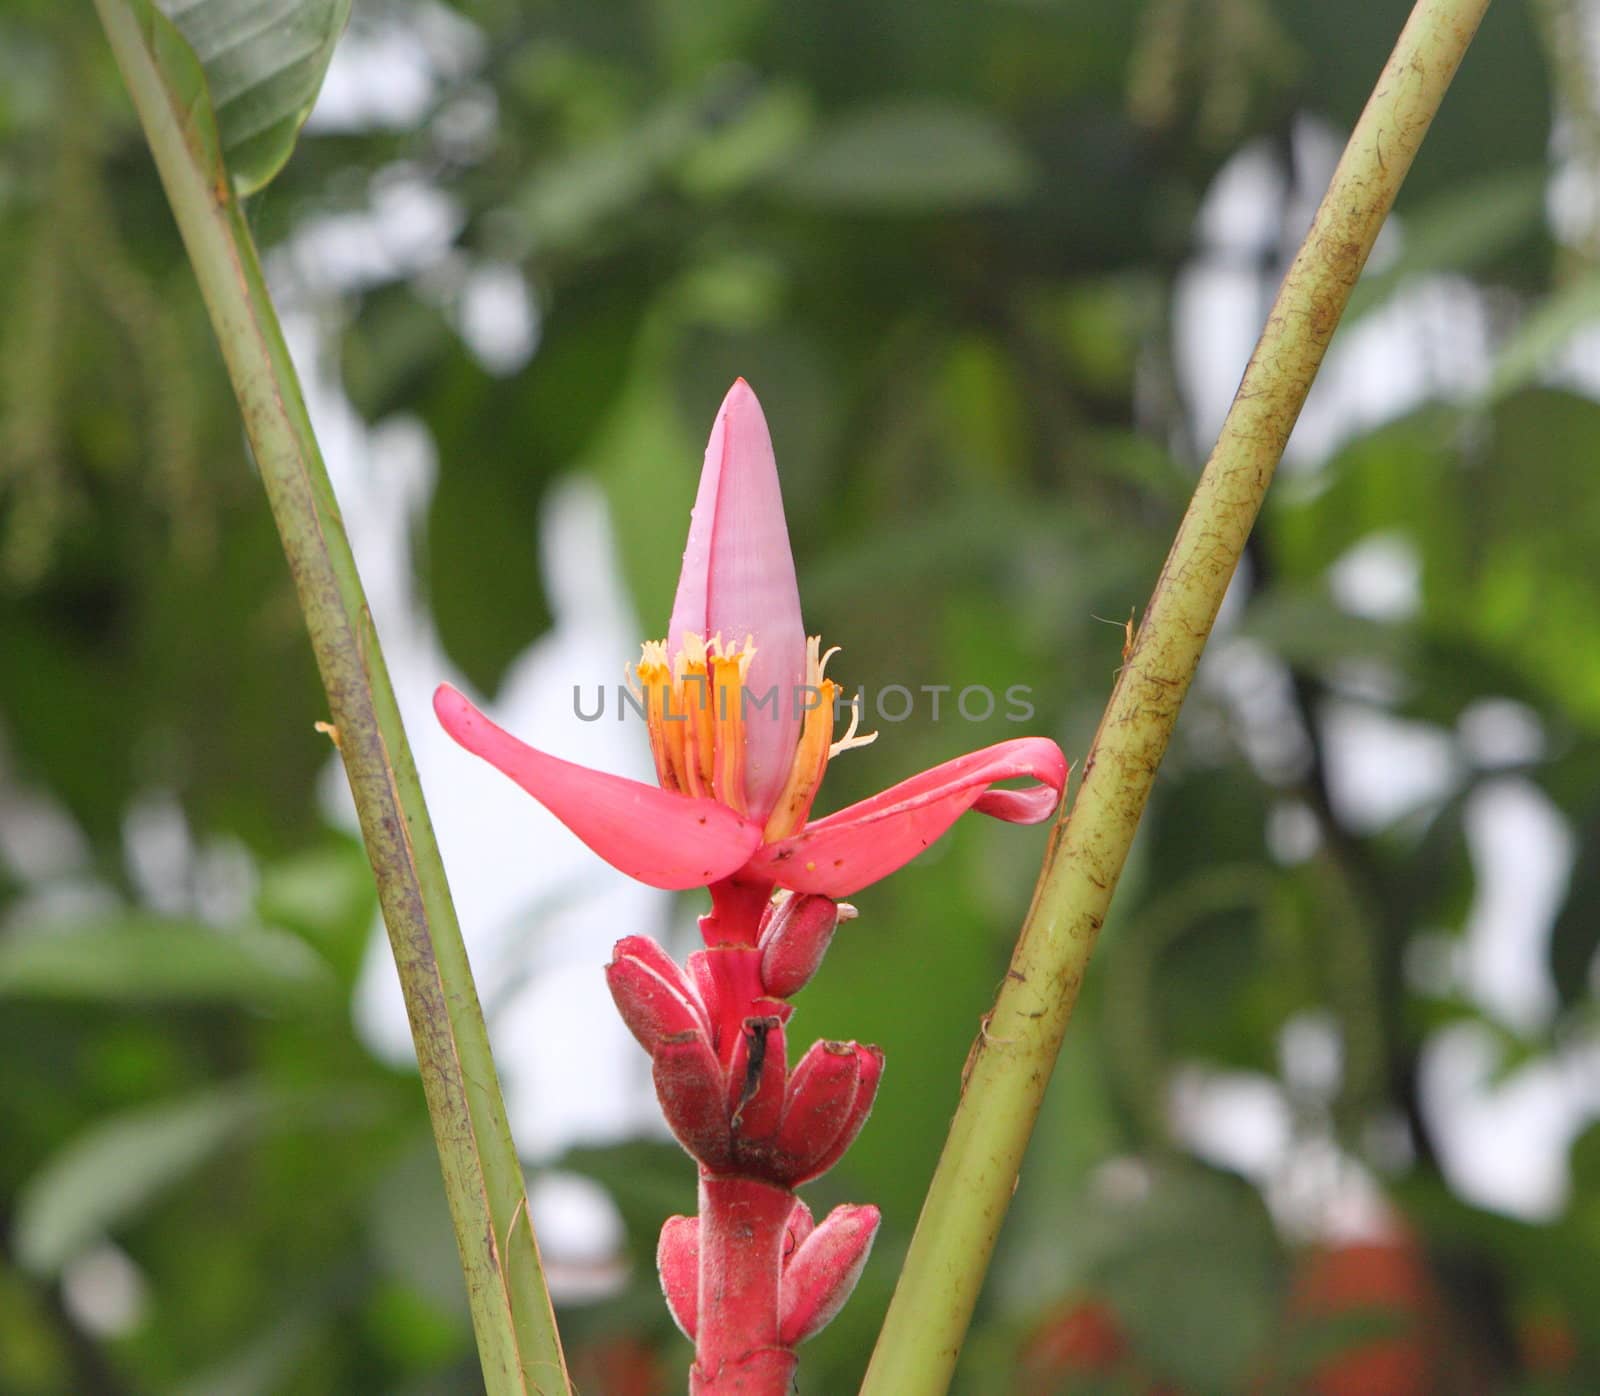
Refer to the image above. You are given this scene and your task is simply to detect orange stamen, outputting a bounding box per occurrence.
[710,645,750,814]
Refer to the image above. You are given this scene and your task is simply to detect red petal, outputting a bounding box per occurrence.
[434,684,762,890]
[749,737,1068,896]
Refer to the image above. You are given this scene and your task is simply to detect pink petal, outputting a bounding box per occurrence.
[749,737,1068,897]
[434,684,762,890]
[668,380,806,819]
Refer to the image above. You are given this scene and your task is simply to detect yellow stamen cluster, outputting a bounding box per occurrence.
[630,633,876,838]
[634,633,756,814]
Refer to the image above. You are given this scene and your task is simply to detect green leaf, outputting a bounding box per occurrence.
[0,916,335,1008]
[155,0,350,195]
[1077,1166,1284,1392]
[776,100,1034,211]
[15,1086,281,1275]
[1484,266,1600,403]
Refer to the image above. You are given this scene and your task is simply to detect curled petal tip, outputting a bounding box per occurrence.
[750,736,1070,897]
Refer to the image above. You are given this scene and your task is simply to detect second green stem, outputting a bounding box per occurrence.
[860,1,1492,1391]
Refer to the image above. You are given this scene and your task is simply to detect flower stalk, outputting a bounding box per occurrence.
[440,381,1068,1391]
[860,1,1494,1391]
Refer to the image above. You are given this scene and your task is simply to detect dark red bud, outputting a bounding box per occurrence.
[773,1040,861,1185]
[657,1214,699,1340]
[798,1043,883,1182]
[653,1032,732,1170]
[726,1015,787,1149]
[758,894,850,997]
[779,1203,881,1346]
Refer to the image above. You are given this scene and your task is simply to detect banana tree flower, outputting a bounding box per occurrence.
[434,379,1067,901]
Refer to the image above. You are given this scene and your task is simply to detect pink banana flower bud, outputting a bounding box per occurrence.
[757,893,853,997]
[792,1041,884,1184]
[435,380,1067,908]
[726,1015,788,1148]
[432,380,1070,1396]
[778,1203,882,1347]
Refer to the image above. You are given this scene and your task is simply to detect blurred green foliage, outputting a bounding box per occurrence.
[3,0,1599,1391]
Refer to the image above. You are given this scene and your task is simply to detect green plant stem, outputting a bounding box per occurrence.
[859,1,1491,1391]
[92,3,570,1392]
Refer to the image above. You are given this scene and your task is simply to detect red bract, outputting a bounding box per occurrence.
[607,936,882,1190]
[437,380,1069,1395]
[655,1196,882,1354]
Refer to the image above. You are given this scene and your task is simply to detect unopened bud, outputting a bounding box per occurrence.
[606,937,707,1055]
[758,894,848,997]
[779,1203,881,1346]
[726,1016,787,1148]
[657,1215,699,1339]
[774,1040,866,1185]
[653,1033,732,1170]
[799,1042,883,1182]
